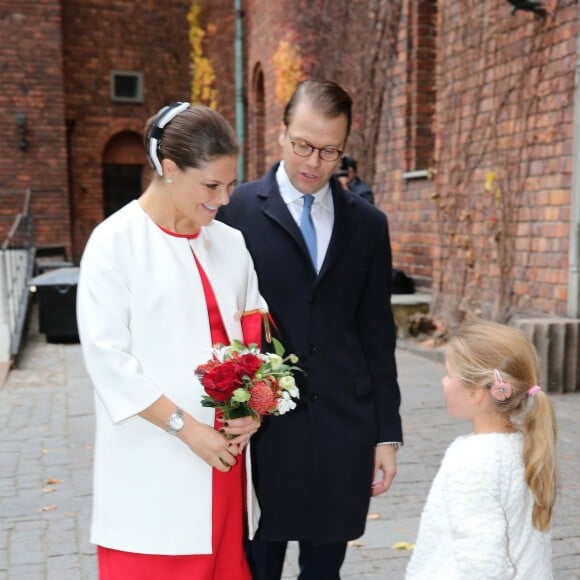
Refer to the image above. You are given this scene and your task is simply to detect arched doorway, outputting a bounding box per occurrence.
[102,131,147,217]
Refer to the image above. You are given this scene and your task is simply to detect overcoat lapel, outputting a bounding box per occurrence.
[316,185,358,284]
[254,167,359,280]
[258,174,314,268]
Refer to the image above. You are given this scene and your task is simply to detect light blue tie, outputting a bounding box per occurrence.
[300,195,317,268]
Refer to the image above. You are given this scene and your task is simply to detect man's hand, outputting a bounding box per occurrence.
[371,444,397,496]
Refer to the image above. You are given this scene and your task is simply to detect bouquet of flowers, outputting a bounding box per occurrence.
[195,339,301,419]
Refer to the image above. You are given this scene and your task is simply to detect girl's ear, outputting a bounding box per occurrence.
[469,387,487,406]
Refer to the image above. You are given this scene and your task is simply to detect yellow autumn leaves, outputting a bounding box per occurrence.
[272,39,305,104]
[188,2,305,110]
[188,3,218,109]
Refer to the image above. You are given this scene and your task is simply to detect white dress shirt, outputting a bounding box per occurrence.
[276,162,333,273]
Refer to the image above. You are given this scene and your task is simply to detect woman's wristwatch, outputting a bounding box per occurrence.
[167,407,185,435]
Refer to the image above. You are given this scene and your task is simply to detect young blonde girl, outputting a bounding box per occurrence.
[406,321,557,579]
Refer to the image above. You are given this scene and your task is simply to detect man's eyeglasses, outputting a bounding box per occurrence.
[289,138,343,162]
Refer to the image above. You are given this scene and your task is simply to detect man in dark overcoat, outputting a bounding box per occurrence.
[219,79,402,580]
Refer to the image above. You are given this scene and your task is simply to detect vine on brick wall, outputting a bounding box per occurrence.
[272,36,306,105]
[432,0,566,324]
[355,0,403,186]
[188,2,218,109]
[300,0,403,187]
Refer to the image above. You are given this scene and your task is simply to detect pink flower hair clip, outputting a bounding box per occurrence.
[491,369,512,401]
[528,385,542,397]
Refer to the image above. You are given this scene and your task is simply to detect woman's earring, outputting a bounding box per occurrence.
[165,176,174,184]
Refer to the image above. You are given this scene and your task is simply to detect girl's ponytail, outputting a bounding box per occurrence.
[522,391,558,531]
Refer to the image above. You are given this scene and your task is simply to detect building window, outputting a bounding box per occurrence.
[405,0,437,173]
[110,71,144,103]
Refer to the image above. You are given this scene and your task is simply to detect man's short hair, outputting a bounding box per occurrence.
[283,80,353,137]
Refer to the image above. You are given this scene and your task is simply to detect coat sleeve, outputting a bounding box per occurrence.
[442,449,515,579]
[76,229,163,424]
[357,213,402,443]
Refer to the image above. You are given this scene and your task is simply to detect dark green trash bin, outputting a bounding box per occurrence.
[29,267,80,343]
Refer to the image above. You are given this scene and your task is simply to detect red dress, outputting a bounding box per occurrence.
[97,227,251,580]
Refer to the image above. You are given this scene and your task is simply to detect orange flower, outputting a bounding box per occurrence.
[249,381,278,415]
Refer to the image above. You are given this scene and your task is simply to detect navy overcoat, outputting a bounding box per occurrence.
[219,163,402,543]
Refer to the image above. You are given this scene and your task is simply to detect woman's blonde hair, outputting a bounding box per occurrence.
[446,320,558,531]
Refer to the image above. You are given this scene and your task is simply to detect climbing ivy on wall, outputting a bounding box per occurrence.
[188,2,218,109]
[272,36,305,105]
[432,0,569,323]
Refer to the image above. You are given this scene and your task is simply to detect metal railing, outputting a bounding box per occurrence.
[1,188,34,363]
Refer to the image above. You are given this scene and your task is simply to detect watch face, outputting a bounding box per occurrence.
[169,414,184,432]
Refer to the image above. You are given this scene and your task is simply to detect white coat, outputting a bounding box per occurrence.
[406,433,552,579]
[77,200,266,555]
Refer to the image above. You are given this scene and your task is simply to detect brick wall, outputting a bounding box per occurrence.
[372,0,438,287]
[426,1,576,319]
[51,0,578,318]
[61,0,192,259]
[241,0,298,179]
[0,1,70,254]
[194,0,236,123]
[241,0,575,320]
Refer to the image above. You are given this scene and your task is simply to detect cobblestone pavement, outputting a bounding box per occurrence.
[0,329,579,579]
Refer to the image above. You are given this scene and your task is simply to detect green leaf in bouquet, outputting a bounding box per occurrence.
[223,404,255,420]
[201,396,218,408]
[271,337,285,357]
[230,339,243,350]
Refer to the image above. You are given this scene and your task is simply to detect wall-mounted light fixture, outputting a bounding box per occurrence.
[15,112,28,152]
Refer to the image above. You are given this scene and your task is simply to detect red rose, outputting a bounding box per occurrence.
[201,361,244,402]
[195,359,220,379]
[237,353,262,378]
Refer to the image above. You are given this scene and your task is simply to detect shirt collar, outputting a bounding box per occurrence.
[276,161,332,209]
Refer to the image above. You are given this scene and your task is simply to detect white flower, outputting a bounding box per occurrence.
[267,354,283,370]
[279,376,296,391]
[277,397,297,415]
[212,345,229,362]
[232,388,251,402]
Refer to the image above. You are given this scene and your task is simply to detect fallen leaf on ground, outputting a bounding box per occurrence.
[45,478,62,485]
[366,513,380,520]
[39,505,59,512]
[347,540,364,548]
[391,541,414,551]
[41,487,55,494]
